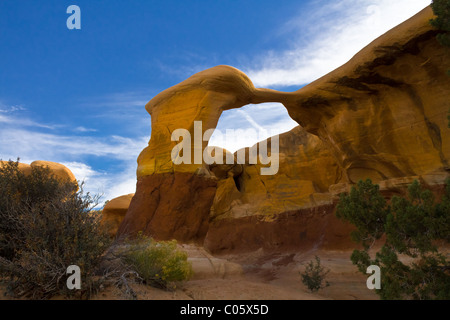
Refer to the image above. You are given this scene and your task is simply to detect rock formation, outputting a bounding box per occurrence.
[30,161,77,182]
[0,160,33,176]
[285,8,449,188]
[118,66,293,242]
[101,194,135,238]
[1,160,77,183]
[118,7,450,252]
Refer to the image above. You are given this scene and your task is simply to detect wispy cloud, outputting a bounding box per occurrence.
[82,91,153,134]
[0,128,147,162]
[237,109,267,133]
[0,103,26,113]
[153,50,220,80]
[74,126,97,133]
[245,0,432,88]
[0,110,59,130]
[86,91,150,109]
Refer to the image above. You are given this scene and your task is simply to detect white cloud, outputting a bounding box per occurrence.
[62,161,137,204]
[0,112,147,203]
[0,128,147,161]
[0,95,150,203]
[105,172,137,201]
[245,0,432,87]
[62,161,100,183]
[209,103,298,152]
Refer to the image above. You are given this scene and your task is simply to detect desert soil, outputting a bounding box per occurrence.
[0,245,381,300]
[94,245,380,300]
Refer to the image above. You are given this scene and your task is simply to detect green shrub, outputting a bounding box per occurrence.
[336,179,450,300]
[336,179,389,250]
[0,160,111,299]
[430,0,450,122]
[430,0,450,47]
[300,256,330,293]
[121,235,193,290]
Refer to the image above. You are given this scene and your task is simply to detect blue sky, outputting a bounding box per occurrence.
[0,0,431,203]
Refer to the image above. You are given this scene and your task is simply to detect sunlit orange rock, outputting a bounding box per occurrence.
[1,160,77,183]
[30,160,77,183]
[0,160,33,176]
[101,194,135,238]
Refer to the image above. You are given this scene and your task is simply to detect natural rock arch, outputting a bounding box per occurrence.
[135,65,295,178]
[118,7,450,250]
[118,65,298,242]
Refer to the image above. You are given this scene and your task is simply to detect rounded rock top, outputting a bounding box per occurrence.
[30,160,77,182]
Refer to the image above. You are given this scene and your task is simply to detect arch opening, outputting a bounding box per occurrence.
[208,103,298,153]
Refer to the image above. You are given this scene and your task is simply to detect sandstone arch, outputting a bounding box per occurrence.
[118,65,299,242]
[136,65,294,177]
[118,7,450,251]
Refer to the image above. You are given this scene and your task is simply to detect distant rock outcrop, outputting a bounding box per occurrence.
[1,160,77,183]
[118,7,450,252]
[101,194,135,238]
[0,160,33,176]
[30,161,77,183]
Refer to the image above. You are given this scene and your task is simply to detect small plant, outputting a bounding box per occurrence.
[120,235,193,290]
[300,256,330,293]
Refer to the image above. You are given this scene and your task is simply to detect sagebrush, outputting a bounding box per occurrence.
[0,160,111,299]
[120,235,192,290]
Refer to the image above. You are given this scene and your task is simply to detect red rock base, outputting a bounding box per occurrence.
[117,173,217,243]
[204,203,356,254]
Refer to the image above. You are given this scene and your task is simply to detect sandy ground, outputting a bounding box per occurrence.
[89,246,380,300]
[0,245,384,300]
